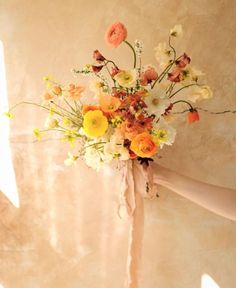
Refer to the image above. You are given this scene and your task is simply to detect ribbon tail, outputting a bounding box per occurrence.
[125,162,144,288]
[126,191,144,288]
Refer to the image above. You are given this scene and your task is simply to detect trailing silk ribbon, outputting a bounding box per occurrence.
[120,160,157,288]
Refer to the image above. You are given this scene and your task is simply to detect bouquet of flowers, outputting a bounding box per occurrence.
[8,22,212,171]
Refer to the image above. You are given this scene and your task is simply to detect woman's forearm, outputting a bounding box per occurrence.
[152,163,236,221]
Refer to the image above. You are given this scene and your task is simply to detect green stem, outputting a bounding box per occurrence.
[172,100,194,110]
[151,61,173,88]
[169,83,200,99]
[124,40,137,68]
[168,36,176,61]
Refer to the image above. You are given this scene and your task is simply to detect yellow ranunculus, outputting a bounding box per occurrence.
[83,110,108,138]
[114,69,137,88]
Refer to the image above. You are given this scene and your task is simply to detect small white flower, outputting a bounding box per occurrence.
[89,79,108,98]
[145,88,171,118]
[84,145,112,171]
[64,152,78,166]
[44,117,58,129]
[182,66,205,83]
[187,85,213,103]
[154,42,173,68]
[104,135,129,161]
[170,24,183,38]
[153,119,176,148]
[134,40,144,57]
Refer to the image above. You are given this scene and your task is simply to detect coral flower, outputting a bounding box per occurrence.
[140,66,158,86]
[82,105,101,115]
[105,22,127,48]
[188,109,200,123]
[99,95,121,114]
[43,92,54,101]
[68,84,85,100]
[52,86,62,95]
[130,132,158,158]
[83,110,108,138]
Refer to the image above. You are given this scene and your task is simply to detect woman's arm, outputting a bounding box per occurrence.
[151,163,236,221]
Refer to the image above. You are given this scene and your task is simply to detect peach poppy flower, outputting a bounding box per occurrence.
[130,132,157,158]
[52,86,62,95]
[105,22,127,48]
[43,92,54,101]
[68,84,85,100]
[188,109,200,123]
[99,94,121,114]
[82,104,101,115]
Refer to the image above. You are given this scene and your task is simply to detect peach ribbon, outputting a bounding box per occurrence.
[120,160,157,288]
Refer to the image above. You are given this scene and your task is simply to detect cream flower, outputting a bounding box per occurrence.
[84,145,112,171]
[114,69,137,88]
[89,79,108,97]
[104,135,129,161]
[152,119,176,148]
[154,42,173,68]
[44,117,58,129]
[145,89,171,118]
[170,24,183,38]
[187,85,213,102]
[64,153,78,166]
[182,66,205,83]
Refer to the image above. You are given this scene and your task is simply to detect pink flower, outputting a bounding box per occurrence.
[105,22,127,48]
[167,67,183,82]
[140,66,158,86]
[176,53,191,68]
[93,50,106,62]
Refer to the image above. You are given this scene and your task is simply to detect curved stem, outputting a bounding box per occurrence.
[169,83,200,99]
[172,100,194,110]
[168,36,176,61]
[124,40,137,68]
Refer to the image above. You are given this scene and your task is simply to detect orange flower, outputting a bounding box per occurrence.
[52,86,62,95]
[105,22,127,48]
[68,84,84,100]
[130,132,157,158]
[43,92,54,101]
[188,109,200,123]
[99,95,121,114]
[82,105,101,115]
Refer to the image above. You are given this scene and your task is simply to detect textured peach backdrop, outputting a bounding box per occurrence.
[0,0,236,287]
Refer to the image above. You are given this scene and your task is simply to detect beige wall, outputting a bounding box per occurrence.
[0,0,236,287]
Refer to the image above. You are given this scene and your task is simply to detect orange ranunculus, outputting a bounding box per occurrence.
[82,105,101,115]
[130,132,158,158]
[99,95,121,114]
[68,84,85,100]
[188,109,200,123]
[105,22,127,48]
